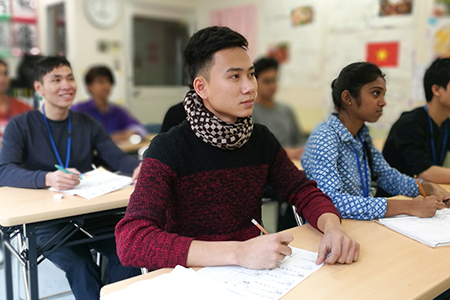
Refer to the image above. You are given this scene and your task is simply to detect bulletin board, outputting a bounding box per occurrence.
[259,0,418,132]
[0,0,39,57]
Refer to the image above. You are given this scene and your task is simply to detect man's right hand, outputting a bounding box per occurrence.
[237,232,293,269]
[410,195,445,218]
[45,169,80,191]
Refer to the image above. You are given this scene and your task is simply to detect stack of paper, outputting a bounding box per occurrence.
[51,167,133,199]
[378,209,450,247]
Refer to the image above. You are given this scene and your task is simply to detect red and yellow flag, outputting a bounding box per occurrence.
[366,42,399,67]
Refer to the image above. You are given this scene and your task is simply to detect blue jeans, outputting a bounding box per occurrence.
[36,224,140,300]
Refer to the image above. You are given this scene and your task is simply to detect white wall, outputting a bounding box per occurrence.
[33,0,439,135]
[195,0,436,138]
[38,0,197,124]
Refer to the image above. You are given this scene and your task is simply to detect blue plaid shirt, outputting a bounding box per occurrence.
[302,114,419,220]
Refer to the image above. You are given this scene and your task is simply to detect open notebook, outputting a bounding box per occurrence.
[377,209,450,247]
[50,167,133,199]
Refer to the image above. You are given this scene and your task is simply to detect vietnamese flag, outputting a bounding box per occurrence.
[366,42,399,67]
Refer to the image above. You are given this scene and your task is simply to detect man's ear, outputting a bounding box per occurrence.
[86,84,93,95]
[34,81,43,96]
[431,84,441,98]
[193,76,208,100]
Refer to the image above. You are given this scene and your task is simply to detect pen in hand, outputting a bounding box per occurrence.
[415,178,427,197]
[251,218,269,235]
[55,164,83,180]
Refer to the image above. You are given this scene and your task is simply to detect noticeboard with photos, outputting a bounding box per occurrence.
[0,0,40,57]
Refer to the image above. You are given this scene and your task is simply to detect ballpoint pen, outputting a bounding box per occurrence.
[55,164,84,179]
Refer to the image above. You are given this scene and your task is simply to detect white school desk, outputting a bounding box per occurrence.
[0,186,134,300]
[101,218,450,300]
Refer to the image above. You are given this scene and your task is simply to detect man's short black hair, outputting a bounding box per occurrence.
[183,26,248,88]
[253,57,278,79]
[85,65,115,86]
[424,58,450,102]
[34,56,71,83]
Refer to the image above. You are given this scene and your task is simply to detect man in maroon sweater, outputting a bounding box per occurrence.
[115,26,359,271]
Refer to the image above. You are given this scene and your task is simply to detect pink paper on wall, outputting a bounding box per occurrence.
[210,4,257,60]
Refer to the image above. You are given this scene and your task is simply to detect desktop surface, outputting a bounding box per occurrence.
[101,219,450,300]
[0,186,134,227]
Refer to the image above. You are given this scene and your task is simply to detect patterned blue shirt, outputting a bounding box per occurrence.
[301,114,419,220]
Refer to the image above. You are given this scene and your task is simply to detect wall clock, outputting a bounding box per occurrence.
[84,0,120,29]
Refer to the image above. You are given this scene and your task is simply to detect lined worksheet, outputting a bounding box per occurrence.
[51,167,133,199]
[196,247,323,300]
[378,209,450,247]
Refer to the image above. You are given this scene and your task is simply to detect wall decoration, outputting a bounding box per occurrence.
[290,6,313,26]
[433,22,450,57]
[11,0,36,20]
[266,42,290,64]
[83,0,120,29]
[434,0,450,16]
[0,0,39,56]
[261,0,323,86]
[0,0,10,17]
[13,22,38,55]
[210,4,257,60]
[366,41,400,67]
[0,20,9,55]
[379,0,413,16]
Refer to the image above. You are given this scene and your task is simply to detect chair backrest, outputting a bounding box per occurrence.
[145,123,162,134]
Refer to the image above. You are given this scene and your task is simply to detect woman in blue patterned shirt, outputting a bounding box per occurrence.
[302,62,449,220]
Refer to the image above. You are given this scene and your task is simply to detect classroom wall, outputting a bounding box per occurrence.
[195,0,437,138]
[37,0,196,125]
[14,0,448,136]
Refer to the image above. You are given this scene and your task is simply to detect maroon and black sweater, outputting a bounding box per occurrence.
[115,121,339,270]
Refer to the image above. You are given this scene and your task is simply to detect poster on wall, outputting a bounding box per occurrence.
[11,0,36,20]
[210,4,257,60]
[0,21,9,55]
[327,0,414,32]
[266,42,290,63]
[290,6,313,26]
[433,0,450,16]
[12,22,38,55]
[432,20,450,57]
[261,0,323,87]
[379,0,413,16]
[0,0,10,16]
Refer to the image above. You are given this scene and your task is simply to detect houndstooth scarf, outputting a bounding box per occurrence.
[183,89,253,150]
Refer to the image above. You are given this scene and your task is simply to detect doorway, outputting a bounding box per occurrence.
[125,2,194,126]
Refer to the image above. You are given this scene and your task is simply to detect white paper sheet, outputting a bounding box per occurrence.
[50,167,133,199]
[101,265,246,300]
[378,209,450,247]
[197,247,322,300]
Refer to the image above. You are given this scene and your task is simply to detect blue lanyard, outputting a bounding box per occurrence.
[354,134,370,197]
[42,105,72,169]
[423,105,449,166]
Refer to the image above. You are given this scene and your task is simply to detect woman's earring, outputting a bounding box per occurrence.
[348,101,351,105]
